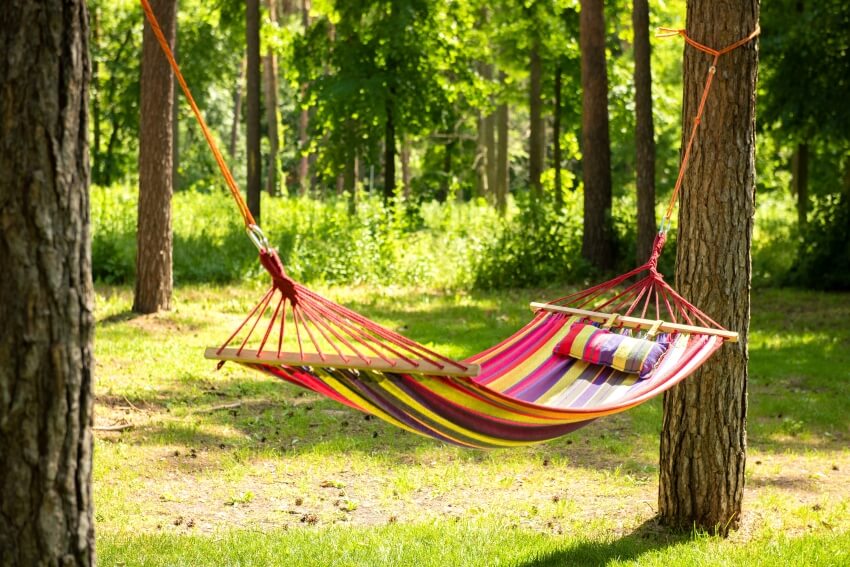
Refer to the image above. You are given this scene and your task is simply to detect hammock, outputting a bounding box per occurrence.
[140,0,757,448]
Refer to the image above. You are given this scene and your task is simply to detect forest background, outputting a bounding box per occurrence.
[90,0,850,292]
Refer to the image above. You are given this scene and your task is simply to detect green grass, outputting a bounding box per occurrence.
[93,284,850,566]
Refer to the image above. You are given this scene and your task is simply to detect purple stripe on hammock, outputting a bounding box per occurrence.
[476,315,568,383]
[392,373,593,443]
[508,356,577,402]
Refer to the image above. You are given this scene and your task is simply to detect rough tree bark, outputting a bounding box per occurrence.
[580,0,615,270]
[496,71,509,215]
[659,0,759,536]
[297,0,312,195]
[264,0,281,196]
[135,0,177,314]
[633,0,657,264]
[0,1,95,564]
[792,142,808,232]
[553,62,564,208]
[229,57,245,161]
[384,92,397,202]
[528,38,545,197]
[246,0,262,221]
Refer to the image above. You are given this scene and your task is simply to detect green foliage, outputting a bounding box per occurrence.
[472,192,589,289]
[788,193,850,290]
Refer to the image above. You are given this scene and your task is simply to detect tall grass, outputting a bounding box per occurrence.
[91,184,798,289]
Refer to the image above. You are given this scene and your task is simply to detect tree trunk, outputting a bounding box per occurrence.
[579,0,615,270]
[0,1,95,564]
[476,111,488,198]
[172,38,180,192]
[246,0,262,221]
[496,72,509,215]
[297,0,312,196]
[659,0,759,536]
[135,0,177,314]
[529,39,545,197]
[553,62,563,208]
[384,97,396,203]
[401,136,412,199]
[229,57,245,162]
[439,138,454,202]
[264,0,281,196]
[633,0,656,264]
[791,142,808,232]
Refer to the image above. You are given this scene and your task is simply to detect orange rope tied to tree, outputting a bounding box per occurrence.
[139,0,260,237]
[656,25,760,232]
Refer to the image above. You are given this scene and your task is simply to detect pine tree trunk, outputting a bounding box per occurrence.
[496,72,509,215]
[580,0,615,270]
[553,62,563,208]
[0,1,95,564]
[528,40,545,197]
[246,0,262,221]
[658,0,759,536]
[401,136,412,199]
[476,110,487,198]
[135,0,177,314]
[229,57,245,162]
[172,38,180,192]
[297,0,312,196]
[633,0,656,264]
[264,0,280,196]
[384,96,396,203]
[792,142,808,232]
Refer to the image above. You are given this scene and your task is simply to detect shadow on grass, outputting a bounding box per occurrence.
[520,517,691,566]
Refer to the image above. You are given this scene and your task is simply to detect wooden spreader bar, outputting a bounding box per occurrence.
[530,303,739,343]
[206,347,482,377]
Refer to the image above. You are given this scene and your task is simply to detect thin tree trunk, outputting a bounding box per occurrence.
[246,0,262,221]
[384,96,396,202]
[439,138,454,202]
[634,0,656,264]
[496,71,509,215]
[529,39,545,197]
[135,0,177,314]
[476,110,487,198]
[172,37,180,192]
[298,0,312,196]
[485,104,496,204]
[264,0,280,196]
[553,62,563,208]
[93,7,101,173]
[229,57,246,162]
[659,0,759,536]
[792,142,808,232]
[579,0,615,270]
[0,1,95,564]
[401,136,412,199]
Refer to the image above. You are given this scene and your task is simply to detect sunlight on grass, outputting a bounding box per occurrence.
[93,284,850,565]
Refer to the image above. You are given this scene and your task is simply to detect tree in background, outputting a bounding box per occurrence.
[579,0,615,270]
[264,0,282,196]
[633,0,656,263]
[246,0,262,221]
[659,0,759,535]
[135,0,177,313]
[0,0,95,563]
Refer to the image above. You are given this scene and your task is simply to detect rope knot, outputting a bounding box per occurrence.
[259,249,299,306]
[647,232,667,275]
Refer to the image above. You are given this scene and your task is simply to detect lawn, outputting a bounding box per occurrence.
[93,284,850,566]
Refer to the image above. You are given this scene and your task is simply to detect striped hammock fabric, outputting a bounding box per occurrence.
[237,313,723,449]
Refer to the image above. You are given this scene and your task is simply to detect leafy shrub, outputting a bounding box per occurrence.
[787,193,850,290]
[91,183,810,290]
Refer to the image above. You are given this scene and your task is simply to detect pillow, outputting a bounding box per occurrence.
[554,322,668,379]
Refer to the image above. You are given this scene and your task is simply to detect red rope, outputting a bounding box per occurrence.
[657,25,760,229]
[140,0,256,228]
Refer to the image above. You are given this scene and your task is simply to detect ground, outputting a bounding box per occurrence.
[93,284,850,566]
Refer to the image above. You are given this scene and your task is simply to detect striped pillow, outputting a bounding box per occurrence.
[554,323,668,379]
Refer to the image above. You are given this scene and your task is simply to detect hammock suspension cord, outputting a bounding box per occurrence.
[139,0,754,372]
